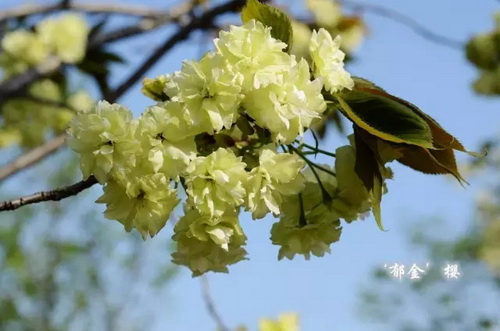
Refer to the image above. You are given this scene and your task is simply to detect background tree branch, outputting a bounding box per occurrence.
[340,0,463,50]
[0,1,190,22]
[0,1,194,105]
[0,0,255,211]
[0,134,67,182]
[105,0,250,101]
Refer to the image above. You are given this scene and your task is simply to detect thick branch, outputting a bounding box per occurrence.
[0,176,98,212]
[340,0,463,50]
[0,134,67,182]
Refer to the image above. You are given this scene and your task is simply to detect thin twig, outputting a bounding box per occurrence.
[295,141,336,158]
[340,0,463,50]
[88,2,194,46]
[105,0,248,101]
[0,134,67,182]
[0,2,181,22]
[0,175,97,212]
[201,276,229,331]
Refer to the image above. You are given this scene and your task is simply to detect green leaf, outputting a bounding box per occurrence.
[353,128,386,231]
[241,0,293,52]
[352,76,386,91]
[88,18,108,39]
[337,89,433,148]
[355,122,469,185]
[396,145,467,185]
[372,87,484,156]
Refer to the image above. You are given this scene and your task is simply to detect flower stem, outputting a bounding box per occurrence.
[298,192,307,227]
[287,145,332,204]
[294,141,336,158]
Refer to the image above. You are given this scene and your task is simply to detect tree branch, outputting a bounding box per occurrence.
[201,275,229,331]
[0,57,61,104]
[0,0,250,210]
[105,0,248,101]
[340,0,463,50]
[0,175,97,212]
[88,1,195,47]
[0,1,194,105]
[0,2,187,22]
[0,134,67,182]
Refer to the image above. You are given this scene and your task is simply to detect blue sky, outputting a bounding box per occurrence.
[2,0,500,330]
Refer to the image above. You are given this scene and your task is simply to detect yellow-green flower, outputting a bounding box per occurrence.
[96,173,180,239]
[138,103,198,180]
[259,313,300,331]
[141,74,171,102]
[246,149,305,219]
[271,216,342,260]
[172,52,244,133]
[1,30,49,66]
[214,19,293,92]
[307,0,342,28]
[171,207,247,276]
[38,13,88,63]
[243,58,326,143]
[271,165,342,260]
[310,28,353,93]
[185,148,248,217]
[67,101,140,183]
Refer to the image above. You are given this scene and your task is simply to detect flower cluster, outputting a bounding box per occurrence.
[0,13,88,79]
[0,79,93,148]
[271,143,371,260]
[0,14,91,148]
[466,13,500,95]
[67,19,363,275]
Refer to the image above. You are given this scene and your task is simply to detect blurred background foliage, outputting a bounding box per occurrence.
[0,0,499,330]
[0,151,179,330]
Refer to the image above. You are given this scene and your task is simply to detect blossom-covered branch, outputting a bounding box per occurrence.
[0,0,250,182]
[0,0,478,277]
[0,176,98,212]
